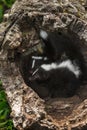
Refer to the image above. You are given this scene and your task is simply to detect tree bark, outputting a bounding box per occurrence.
[0,0,87,130]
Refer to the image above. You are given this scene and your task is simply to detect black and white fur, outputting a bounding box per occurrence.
[32,59,81,97]
[39,30,86,79]
[30,30,86,97]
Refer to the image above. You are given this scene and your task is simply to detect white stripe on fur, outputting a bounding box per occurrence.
[41,60,81,78]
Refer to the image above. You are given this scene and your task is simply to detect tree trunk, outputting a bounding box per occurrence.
[0,0,87,130]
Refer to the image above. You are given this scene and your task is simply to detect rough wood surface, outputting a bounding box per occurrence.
[0,0,87,130]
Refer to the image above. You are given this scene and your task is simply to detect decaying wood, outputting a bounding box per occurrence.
[0,0,87,130]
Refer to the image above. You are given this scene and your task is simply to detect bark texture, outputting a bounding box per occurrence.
[0,0,87,130]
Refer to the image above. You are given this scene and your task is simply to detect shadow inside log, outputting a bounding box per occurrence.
[15,30,87,122]
[19,49,51,98]
[18,30,87,100]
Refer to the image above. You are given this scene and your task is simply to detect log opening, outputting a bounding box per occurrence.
[17,29,87,123]
[19,30,87,93]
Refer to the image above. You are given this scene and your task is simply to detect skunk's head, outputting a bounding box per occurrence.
[29,67,50,82]
[40,30,54,59]
[39,30,69,60]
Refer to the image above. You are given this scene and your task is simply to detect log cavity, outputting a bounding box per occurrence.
[18,30,87,120]
[19,32,87,98]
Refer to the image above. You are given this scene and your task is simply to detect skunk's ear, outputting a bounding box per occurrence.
[40,30,48,40]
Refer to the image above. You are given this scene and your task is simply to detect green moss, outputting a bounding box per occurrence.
[0,0,15,22]
[0,0,15,8]
[0,80,15,130]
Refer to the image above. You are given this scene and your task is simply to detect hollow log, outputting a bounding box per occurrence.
[0,0,87,130]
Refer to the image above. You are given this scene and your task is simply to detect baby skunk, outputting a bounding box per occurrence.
[32,59,81,97]
[30,30,86,97]
[40,30,86,81]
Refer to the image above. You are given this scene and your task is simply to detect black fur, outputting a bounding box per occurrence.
[40,30,86,81]
[32,65,80,97]
[41,31,82,60]
[30,30,86,98]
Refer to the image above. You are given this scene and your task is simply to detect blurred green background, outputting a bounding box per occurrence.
[0,0,15,22]
[0,80,15,130]
[0,0,16,129]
